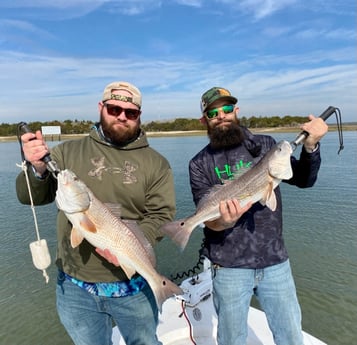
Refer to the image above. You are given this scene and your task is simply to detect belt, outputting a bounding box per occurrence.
[62,271,147,297]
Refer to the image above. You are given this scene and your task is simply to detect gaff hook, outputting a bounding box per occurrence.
[290,106,344,154]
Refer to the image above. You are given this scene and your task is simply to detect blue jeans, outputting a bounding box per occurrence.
[56,271,162,345]
[212,259,303,345]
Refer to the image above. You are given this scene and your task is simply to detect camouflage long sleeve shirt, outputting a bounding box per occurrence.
[189,127,321,269]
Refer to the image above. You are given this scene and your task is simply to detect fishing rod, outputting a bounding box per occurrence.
[290,106,344,154]
[17,122,60,176]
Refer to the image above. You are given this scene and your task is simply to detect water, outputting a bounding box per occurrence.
[1,131,356,345]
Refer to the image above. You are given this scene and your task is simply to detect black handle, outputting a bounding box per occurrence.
[18,122,34,135]
[18,122,52,165]
[291,106,337,149]
[319,106,336,121]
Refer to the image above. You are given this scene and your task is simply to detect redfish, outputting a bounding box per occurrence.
[161,140,293,250]
[55,169,182,311]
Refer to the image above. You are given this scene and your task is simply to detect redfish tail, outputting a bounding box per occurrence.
[152,275,183,313]
[160,219,194,251]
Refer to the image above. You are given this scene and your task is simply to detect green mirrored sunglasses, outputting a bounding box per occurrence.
[205,104,235,119]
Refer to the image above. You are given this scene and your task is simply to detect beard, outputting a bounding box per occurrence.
[100,112,140,146]
[207,120,246,150]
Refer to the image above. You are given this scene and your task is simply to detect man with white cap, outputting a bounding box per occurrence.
[16,81,176,345]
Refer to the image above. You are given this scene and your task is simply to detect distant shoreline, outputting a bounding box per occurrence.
[1,125,355,142]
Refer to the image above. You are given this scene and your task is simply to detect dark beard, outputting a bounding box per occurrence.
[208,122,246,150]
[100,113,140,146]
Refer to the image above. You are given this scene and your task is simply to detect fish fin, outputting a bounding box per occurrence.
[150,274,183,313]
[70,228,85,248]
[261,182,277,211]
[160,219,193,251]
[79,214,97,233]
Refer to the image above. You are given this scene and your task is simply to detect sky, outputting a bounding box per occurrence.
[0,0,356,125]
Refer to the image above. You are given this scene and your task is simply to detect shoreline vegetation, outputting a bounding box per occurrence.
[1,124,355,143]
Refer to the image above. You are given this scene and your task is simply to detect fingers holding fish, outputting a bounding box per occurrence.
[220,199,239,222]
[219,199,252,220]
[96,248,120,266]
[207,199,252,231]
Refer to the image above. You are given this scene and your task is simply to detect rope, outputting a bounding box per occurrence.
[334,107,344,154]
[16,161,51,283]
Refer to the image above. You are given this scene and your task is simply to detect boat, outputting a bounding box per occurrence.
[112,259,327,345]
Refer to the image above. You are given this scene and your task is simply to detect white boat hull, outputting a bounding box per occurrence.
[112,261,327,345]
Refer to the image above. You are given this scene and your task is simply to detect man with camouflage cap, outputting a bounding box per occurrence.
[188,86,328,345]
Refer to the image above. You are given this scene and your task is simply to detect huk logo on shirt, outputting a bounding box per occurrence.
[214,159,252,181]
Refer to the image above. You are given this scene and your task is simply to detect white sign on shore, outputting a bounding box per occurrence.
[41,126,61,135]
[41,126,61,141]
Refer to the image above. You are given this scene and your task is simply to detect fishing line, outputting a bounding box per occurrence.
[16,125,51,283]
[16,161,52,283]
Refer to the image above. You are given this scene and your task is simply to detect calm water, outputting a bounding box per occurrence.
[1,131,356,345]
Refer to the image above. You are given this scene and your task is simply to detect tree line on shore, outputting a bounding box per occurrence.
[0,116,309,137]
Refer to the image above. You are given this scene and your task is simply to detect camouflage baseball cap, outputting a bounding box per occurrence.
[200,87,237,113]
[102,81,142,108]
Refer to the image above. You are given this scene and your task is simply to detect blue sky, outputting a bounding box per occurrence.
[0,0,356,124]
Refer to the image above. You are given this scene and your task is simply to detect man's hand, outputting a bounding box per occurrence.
[301,115,328,152]
[95,248,120,266]
[21,130,49,175]
[205,199,252,231]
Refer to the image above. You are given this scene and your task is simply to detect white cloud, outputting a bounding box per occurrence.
[0,19,55,40]
[0,0,355,124]
[0,0,108,20]
[217,0,297,20]
[0,0,107,9]
[295,28,356,41]
[0,49,355,123]
[174,0,203,8]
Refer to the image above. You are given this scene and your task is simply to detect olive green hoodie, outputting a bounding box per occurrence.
[16,125,176,282]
